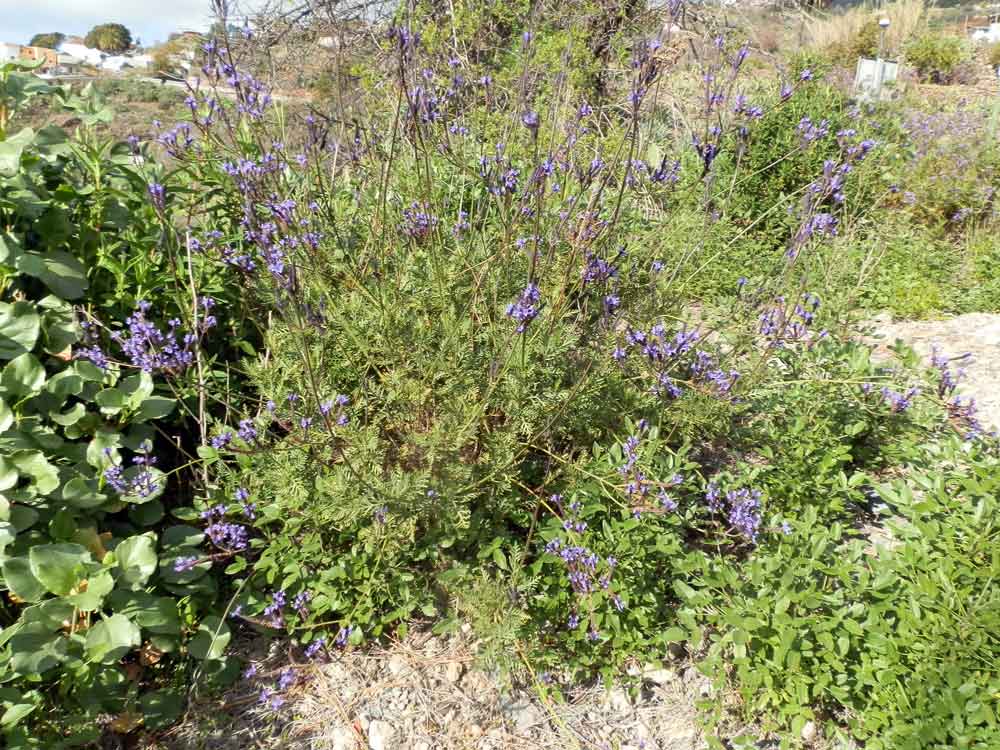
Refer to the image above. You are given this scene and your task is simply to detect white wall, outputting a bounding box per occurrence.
[1,43,22,62]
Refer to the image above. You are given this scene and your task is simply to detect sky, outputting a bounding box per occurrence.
[0,0,220,47]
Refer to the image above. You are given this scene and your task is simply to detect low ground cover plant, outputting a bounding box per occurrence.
[1,5,998,748]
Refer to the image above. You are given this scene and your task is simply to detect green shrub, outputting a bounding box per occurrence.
[905,33,969,83]
[987,42,1000,69]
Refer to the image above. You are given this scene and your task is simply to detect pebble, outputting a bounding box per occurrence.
[643,666,677,686]
[801,720,818,743]
[329,726,358,750]
[367,719,397,750]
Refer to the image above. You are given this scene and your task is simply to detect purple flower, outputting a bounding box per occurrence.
[506,283,541,333]
[305,637,326,659]
[173,556,199,573]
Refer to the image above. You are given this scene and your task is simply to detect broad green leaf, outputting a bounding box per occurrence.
[95,388,125,415]
[10,450,59,495]
[9,625,68,675]
[1,556,47,602]
[140,690,184,730]
[0,232,22,264]
[86,429,121,468]
[1,353,46,397]
[0,302,40,360]
[21,599,75,631]
[189,616,230,660]
[0,454,16,491]
[85,613,141,664]
[114,534,157,589]
[1,700,37,727]
[134,396,176,422]
[15,251,89,300]
[0,398,12,431]
[0,521,14,551]
[62,476,109,509]
[0,127,34,177]
[107,590,180,634]
[38,295,80,355]
[64,570,114,611]
[161,525,204,548]
[0,398,14,432]
[28,543,91,596]
[49,402,86,426]
[119,373,154,410]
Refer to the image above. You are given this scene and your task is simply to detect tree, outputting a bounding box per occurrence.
[28,32,65,49]
[84,23,133,54]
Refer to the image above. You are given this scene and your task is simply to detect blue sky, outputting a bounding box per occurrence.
[0,0,219,47]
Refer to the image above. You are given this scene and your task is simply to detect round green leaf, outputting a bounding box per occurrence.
[0,302,39,360]
[9,625,69,675]
[28,543,91,596]
[10,451,59,496]
[114,534,157,589]
[1,556,47,602]
[64,570,114,612]
[0,398,12,432]
[140,689,184,730]
[2,353,46,397]
[14,251,89,300]
[188,616,230,661]
[85,613,141,664]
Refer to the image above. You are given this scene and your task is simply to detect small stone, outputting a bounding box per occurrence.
[329,727,358,750]
[443,660,463,683]
[801,720,818,743]
[367,719,397,750]
[642,667,676,686]
[461,622,472,634]
[502,693,545,734]
[413,742,431,750]
[386,654,409,676]
[606,686,631,712]
[468,724,483,738]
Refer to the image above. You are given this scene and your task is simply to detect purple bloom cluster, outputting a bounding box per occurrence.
[930,347,994,439]
[401,201,439,239]
[506,283,541,333]
[201,504,250,552]
[705,483,762,544]
[111,301,214,374]
[103,441,160,498]
[758,293,822,345]
[544,494,624,631]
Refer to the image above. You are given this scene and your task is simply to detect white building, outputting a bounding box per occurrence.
[1,42,22,62]
[970,15,1000,44]
[59,41,105,66]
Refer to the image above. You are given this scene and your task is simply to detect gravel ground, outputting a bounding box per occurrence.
[162,627,740,750]
[867,312,1000,431]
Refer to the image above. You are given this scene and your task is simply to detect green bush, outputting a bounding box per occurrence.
[987,42,1000,69]
[905,33,969,83]
[0,60,247,746]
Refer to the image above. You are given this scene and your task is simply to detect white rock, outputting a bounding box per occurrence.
[502,694,545,734]
[801,720,818,743]
[386,654,409,676]
[643,667,677,686]
[329,726,358,750]
[443,660,463,683]
[367,719,397,750]
[606,686,632,712]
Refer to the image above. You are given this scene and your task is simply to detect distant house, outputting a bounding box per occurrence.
[970,15,1000,44]
[0,42,20,62]
[19,45,59,67]
[59,41,105,67]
